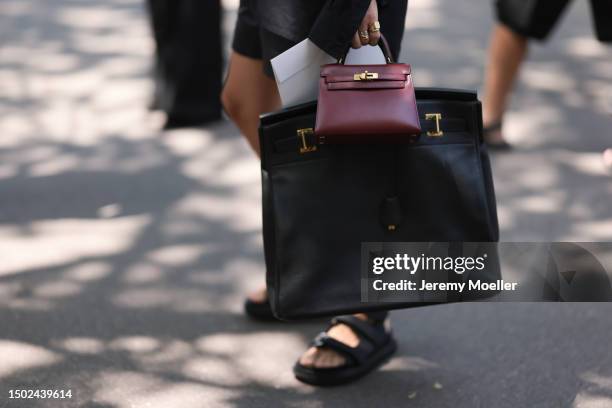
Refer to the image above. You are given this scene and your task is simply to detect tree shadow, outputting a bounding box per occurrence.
[1,0,612,407]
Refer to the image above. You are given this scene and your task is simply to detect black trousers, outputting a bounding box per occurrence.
[147,0,222,122]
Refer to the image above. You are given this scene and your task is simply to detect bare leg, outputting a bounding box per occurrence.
[221,52,281,156]
[222,52,279,303]
[482,23,529,144]
[603,148,612,171]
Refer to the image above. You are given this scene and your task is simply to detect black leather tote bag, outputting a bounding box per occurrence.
[260,88,500,320]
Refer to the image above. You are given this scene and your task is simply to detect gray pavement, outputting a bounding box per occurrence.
[0,0,611,407]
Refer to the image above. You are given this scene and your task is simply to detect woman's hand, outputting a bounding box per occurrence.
[352,0,380,49]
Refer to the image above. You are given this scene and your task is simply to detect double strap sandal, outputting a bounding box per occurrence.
[293,315,397,386]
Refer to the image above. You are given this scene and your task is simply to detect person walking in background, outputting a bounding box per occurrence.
[147,0,222,129]
[222,0,408,385]
[482,0,612,150]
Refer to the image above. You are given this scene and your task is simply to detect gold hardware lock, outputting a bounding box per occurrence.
[353,70,379,81]
[425,113,443,137]
[388,225,396,231]
[297,128,317,154]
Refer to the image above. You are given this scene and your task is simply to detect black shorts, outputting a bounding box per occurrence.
[496,0,612,42]
[231,0,296,78]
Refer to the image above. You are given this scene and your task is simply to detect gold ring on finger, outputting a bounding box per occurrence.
[359,30,369,40]
[368,21,381,33]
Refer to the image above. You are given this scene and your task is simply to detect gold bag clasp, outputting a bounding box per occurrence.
[353,70,379,81]
[297,128,317,154]
[425,113,444,137]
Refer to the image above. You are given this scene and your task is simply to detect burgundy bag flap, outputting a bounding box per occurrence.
[324,73,409,83]
[321,63,410,79]
[321,63,411,91]
[320,63,411,77]
[327,81,406,90]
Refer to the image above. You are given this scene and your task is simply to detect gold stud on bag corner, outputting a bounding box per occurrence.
[297,128,317,154]
[425,113,444,137]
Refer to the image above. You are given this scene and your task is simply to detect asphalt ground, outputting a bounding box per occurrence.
[0,0,611,406]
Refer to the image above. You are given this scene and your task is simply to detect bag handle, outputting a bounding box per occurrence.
[337,34,393,64]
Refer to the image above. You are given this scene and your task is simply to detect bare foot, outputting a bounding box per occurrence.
[299,314,382,369]
[248,286,267,303]
[603,149,612,171]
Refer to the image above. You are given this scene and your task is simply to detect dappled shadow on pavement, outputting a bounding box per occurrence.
[1,0,612,407]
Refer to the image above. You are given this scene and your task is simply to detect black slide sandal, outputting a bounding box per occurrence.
[293,315,397,386]
[484,121,512,151]
[244,298,277,321]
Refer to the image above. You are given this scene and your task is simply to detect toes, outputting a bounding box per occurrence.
[313,348,346,369]
[300,319,366,370]
[299,347,318,367]
[300,346,348,369]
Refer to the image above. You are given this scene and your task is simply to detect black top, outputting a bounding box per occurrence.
[256,0,407,60]
[257,0,327,42]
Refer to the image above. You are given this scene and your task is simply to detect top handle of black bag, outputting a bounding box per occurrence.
[337,33,394,64]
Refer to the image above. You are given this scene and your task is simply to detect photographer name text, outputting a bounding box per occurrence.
[372,279,517,292]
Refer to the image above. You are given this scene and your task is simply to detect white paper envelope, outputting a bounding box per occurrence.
[271,39,387,107]
[271,39,334,107]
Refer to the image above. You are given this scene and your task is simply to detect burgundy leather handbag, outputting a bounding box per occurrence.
[314,37,421,142]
